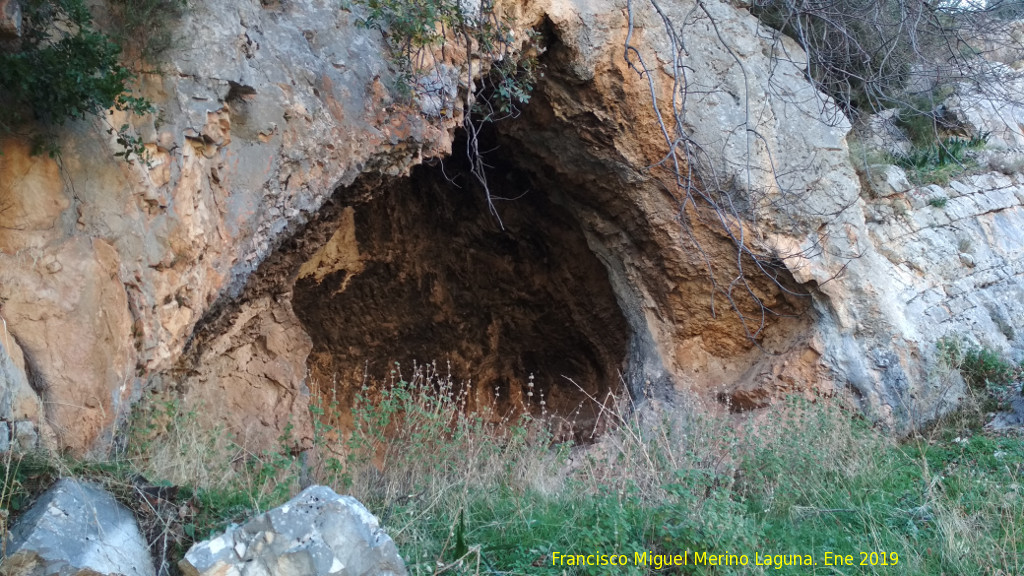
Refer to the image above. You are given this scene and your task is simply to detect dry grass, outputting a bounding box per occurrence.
[8,358,1018,576]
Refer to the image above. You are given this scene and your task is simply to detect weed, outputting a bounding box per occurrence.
[937,336,1022,412]
[903,136,987,168]
[927,196,948,208]
[0,450,57,550]
[892,134,989,185]
[937,337,1019,390]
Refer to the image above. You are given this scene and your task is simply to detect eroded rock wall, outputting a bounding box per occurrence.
[502,0,1024,427]
[0,0,459,453]
[3,0,1024,453]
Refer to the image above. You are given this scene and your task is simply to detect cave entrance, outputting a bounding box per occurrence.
[291,133,630,433]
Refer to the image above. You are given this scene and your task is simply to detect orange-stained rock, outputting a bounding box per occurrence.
[0,139,69,254]
[180,295,314,452]
[0,238,133,454]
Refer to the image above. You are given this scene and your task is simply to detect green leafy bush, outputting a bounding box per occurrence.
[353,0,467,56]
[937,336,1020,390]
[0,0,152,158]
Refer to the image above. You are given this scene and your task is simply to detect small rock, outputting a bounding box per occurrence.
[0,421,9,453]
[180,485,406,576]
[866,164,912,198]
[987,397,1024,431]
[2,479,155,576]
[959,253,976,268]
[11,421,37,452]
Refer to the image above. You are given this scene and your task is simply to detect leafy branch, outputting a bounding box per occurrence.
[0,0,153,160]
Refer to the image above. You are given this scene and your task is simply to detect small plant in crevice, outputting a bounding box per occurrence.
[892,133,989,185]
[0,0,153,161]
[937,336,1022,413]
[346,0,538,117]
[344,0,541,226]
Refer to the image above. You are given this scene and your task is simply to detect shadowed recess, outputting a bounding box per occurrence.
[291,143,631,429]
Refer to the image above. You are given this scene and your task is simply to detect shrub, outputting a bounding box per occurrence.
[749,0,1015,118]
[937,336,1022,413]
[937,336,1020,391]
[752,0,1014,185]
[0,0,152,159]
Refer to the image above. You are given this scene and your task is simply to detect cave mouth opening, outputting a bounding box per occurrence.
[291,129,631,434]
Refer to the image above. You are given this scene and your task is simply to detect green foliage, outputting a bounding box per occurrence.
[927,197,948,208]
[937,336,1021,391]
[891,134,988,184]
[476,30,539,120]
[894,135,988,171]
[353,0,467,55]
[0,0,152,160]
[346,0,537,118]
[937,336,1022,415]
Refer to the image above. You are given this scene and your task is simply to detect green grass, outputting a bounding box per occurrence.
[892,134,989,185]
[2,361,1022,576]
[317,366,1024,575]
[372,399,1024,575]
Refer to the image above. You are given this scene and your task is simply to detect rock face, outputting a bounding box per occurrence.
[180,486,406,576]
[841,169,1024,423]
[0,0,20,38]
[1,325,44,452]
[1,479,154,576]
[0,0,457,453]
[2,0,1024,452]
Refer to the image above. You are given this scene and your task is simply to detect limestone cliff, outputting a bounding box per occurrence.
[1,0,1023,454]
